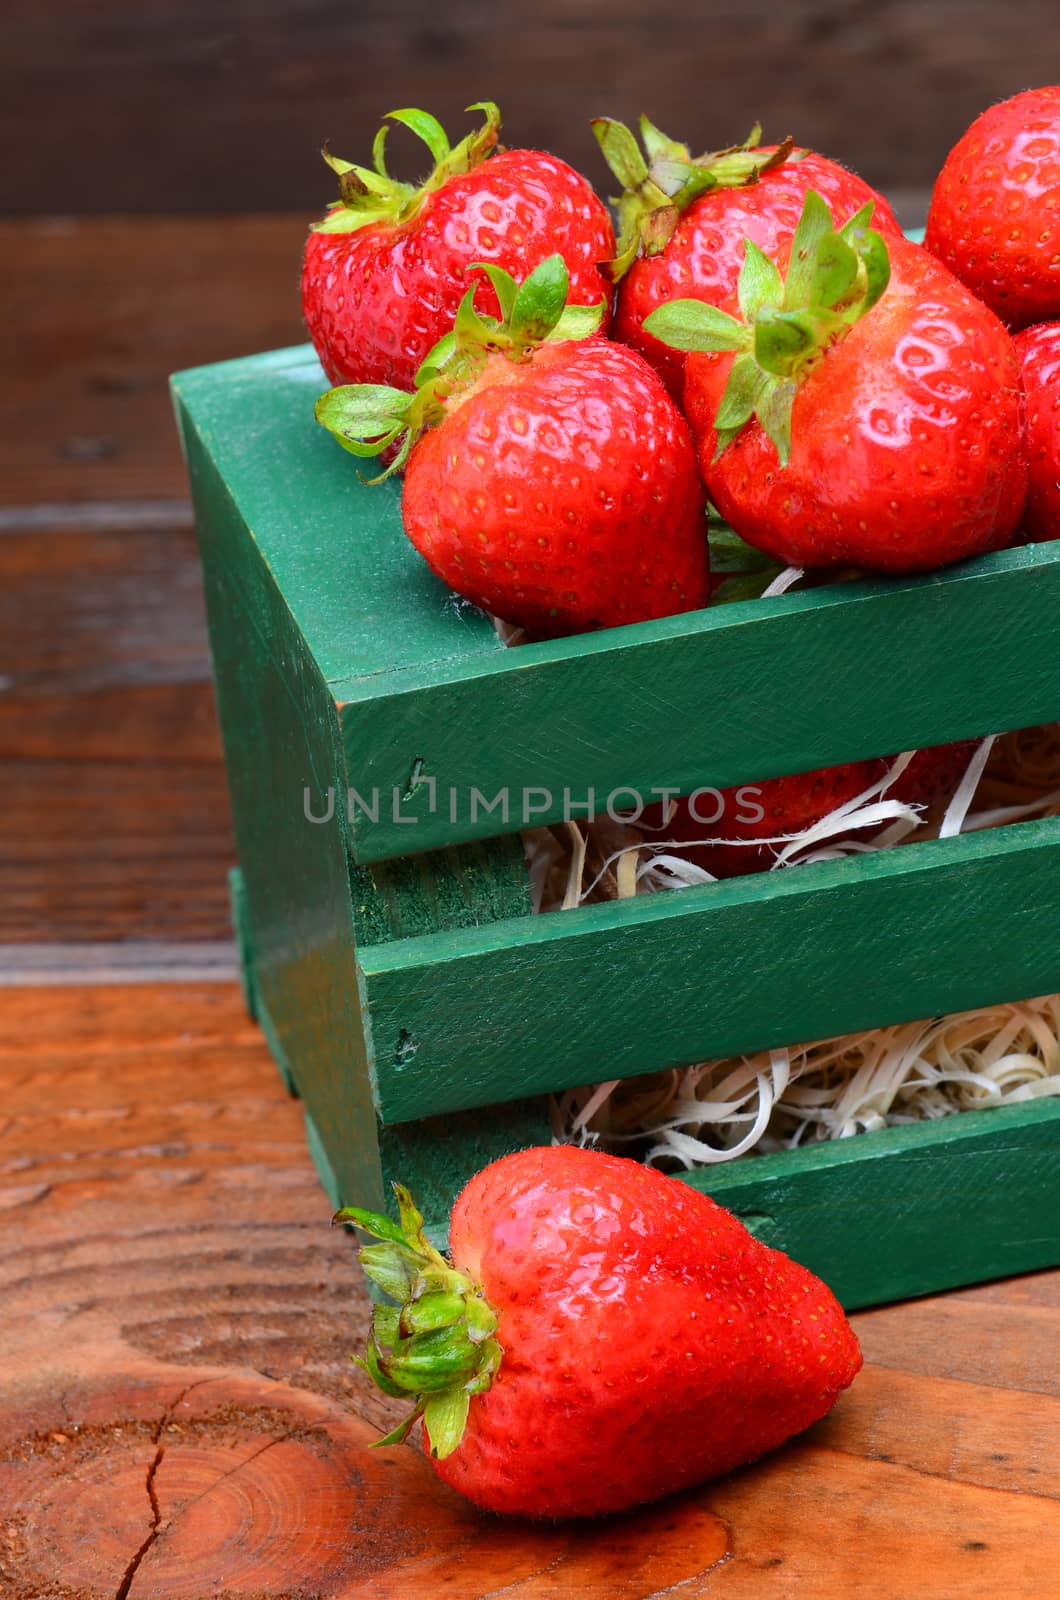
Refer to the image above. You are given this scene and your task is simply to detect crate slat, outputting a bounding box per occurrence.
[363,816,1060,1122]
[337,542,1060,860]
[688,1097,1060,1308]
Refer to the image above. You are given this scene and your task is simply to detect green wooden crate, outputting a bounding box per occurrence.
[172,344,1060,1309]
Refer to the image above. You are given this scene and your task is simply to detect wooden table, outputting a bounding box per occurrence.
[1,217,1056,1598]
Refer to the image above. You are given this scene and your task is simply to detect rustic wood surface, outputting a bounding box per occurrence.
[0,217,305,947]
[1,983,1057,1599]
[1,0,1054,212]
[0,215,1056,1596]
[0,217,305,505]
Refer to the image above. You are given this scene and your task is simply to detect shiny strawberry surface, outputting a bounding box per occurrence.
[925,87,1060,329]
[614,149,903,397]
[683,237,1027,571]
[1014,320,1060,539]
[401,338,708,635]
[302,150,614,392]
[432,1146,861,1519]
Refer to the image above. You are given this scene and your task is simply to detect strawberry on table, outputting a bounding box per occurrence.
[592,116,902,398]
[302,102,615,393]
[1013,321,1060,540]
[646,192,1027,571]
[336,1146,862,1518]
[316,256,709,636]
[925,87,1060,329]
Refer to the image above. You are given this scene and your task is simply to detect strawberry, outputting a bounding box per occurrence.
[336,1145,862,1518]
[316,257,708,636]
[303,102,615,394]
[645,192,1027,571]
[592,116,903,398]
[925,87,1060,330]
[644,742,978,879]
[1013,321,1060,540]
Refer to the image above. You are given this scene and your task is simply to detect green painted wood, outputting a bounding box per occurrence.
[254,983,300,1100]
[335,542,1060,860]
[303,1107,343,1213]
[350,838,531,945]
[683,1097,1060,1308]
[172,346,1060,865]
[349,842,553,1211]
[228,866,258,1022]
[345,777,550,1202]
[362,816,1060,1122]
[174,374,388,1215]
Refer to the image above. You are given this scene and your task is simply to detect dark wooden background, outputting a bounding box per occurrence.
[3,0,1059,216]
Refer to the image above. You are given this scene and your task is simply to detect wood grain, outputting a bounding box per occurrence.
[0,520,234,945]
[0,216,304,504]
[0,523,209,697]
[0,981,1055,1598]
[0,0,1052,212]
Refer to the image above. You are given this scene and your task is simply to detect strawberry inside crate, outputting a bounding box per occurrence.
[531,723,1060,1158]
[173,343,1060,1309]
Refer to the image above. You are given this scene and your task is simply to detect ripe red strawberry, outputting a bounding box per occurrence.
[1013,321,1060,539]
[592,116,903,397]
[303,102,614,394]
[646,192,1027,571]
[925,87,1060,329]
[337,1145,862,1518]
[644,742,978,878]
[316,257,708,636]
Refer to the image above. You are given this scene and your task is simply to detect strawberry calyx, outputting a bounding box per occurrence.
[314,253,607,476]
[592,115,795,281]
[312,101,502,235]
[643,189,891,465]
[334,1182,501,1459]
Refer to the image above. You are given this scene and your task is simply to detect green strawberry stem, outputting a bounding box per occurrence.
[643,189,891,465]
[591,115,795,280]
[335,1183,501,1458]
[314,102,503,235]
[315,254,607,477]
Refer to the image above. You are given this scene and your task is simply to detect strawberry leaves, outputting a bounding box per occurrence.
[644,188,892,464]
[738,240,784,321]
[313,384,425,478]
[384,107,453,168]
[641,302,747,353]
[335,1182,502,1460]
[315,255,607,476]
[508,254,570,344]
[593,115,794,280]
[314,101,502,235]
